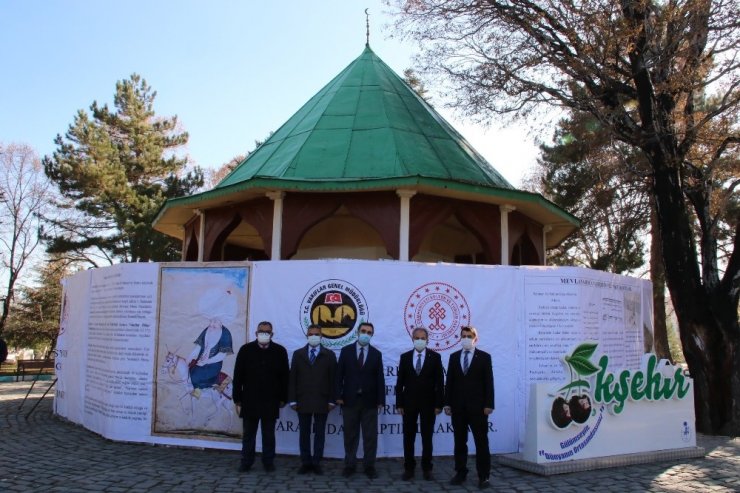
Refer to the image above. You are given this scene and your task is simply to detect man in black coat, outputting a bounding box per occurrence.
[444,326,495,489]
[288,324,337,475]
[335,322,385,479]
[395,327,444,481]
[233,321,289,473]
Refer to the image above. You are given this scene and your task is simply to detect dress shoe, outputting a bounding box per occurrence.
[478,478,491,489]
[263,463,276,473]
[342,466,356,477]
[238,463,251,473]
[402,469,414,480]
[450,472,466,485]
[298,464,312,474]
[313,464,323,475]
[423,470,434,481]
[365,467,379,479]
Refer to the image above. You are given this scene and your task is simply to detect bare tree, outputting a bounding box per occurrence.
[394,0,740,435]
[0,143,51,337]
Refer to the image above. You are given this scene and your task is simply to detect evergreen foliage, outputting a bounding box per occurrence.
[4,257,72,350]
[535,113,649,274]
[43,74,204,263]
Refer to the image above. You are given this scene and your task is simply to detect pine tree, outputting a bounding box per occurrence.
[43,74,204,263]
[4,256,72,351]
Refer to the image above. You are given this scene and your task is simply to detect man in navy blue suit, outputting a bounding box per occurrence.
[444,326,494,489]
[335,322,385,479]
[395,327,444,481]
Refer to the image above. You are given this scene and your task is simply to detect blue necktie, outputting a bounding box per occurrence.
[310,348,317,364]
[463,351,470,375]
[416,353,422,375]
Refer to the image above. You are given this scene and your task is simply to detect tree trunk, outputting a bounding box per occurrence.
[652,162,740,436]
[649,196,671,361]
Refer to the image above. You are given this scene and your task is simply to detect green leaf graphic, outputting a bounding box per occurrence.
[570,342,598,361]
[557,379,591,393]
[565,355,599,376]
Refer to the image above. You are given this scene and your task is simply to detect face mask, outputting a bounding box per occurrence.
[413,339,427,351]
[257,332,271,345]
[358,333,372,346]
[461,337,475,351]
[307,335,321,347]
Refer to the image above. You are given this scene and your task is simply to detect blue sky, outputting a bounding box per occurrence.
[1,1,538,185]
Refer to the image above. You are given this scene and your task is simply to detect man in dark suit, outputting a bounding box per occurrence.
[395,327,444,481]
[335,322,385,479]
[288,324,337,475]
[233,321,289,473]
[444,326,494,489]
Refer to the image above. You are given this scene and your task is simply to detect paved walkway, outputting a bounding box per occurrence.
[1,381,738,492]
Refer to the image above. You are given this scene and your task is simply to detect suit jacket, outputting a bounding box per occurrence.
[335,342,385,408]
[395,349,444,411]
[288,344,337,414]
[232,341,289,419]
[444,348,494,414]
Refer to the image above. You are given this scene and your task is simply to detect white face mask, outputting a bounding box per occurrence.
[307,335,322,347]
[257,332,271,345]
[461,337,475,351]
[413,339,427,352]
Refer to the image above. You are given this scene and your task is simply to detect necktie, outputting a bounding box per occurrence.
[310,348,316,364]
[358,347,365,368]
[415,353,422,375]
[463,351,470,375]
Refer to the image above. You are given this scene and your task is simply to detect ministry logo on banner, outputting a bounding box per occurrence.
[299,279,369,349]
[404,282,471,351]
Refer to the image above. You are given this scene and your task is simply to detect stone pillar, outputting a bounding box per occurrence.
[397,190,417,261]
[543,225,552,266]
[267,191,285,260]
[500,205,516,265]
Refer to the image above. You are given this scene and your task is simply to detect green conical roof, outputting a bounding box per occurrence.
[154,45,579,246]
[216,45,513,189]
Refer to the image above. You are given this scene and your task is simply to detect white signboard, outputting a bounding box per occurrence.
[54,269,91,424]
[83,263,159,440]
[248,260,519,457]
[53,260,686,462]
[522,348,695,462]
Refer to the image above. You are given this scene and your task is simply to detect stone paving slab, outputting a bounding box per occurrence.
[1,381,738,492]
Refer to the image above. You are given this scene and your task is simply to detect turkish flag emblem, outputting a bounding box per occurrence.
[324,292,342,304]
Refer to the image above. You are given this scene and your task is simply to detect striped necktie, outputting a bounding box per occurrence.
[310,348,317,364]
[463,351,470,374]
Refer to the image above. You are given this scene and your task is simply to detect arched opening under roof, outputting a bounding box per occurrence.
[210,216,268,261]
[510,233,540,266]
[412,214,487,264]
[291,206,392,260]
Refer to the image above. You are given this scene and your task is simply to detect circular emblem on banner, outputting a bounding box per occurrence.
[300,279,369,349]
[404,282,471,351]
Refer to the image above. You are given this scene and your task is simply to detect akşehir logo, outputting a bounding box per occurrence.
[300,279,369,349]
[404,282,471,351]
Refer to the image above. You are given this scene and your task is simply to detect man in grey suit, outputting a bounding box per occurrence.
[335,322,385,479]
[288,324,337,475]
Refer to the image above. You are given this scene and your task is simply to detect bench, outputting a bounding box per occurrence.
[15,359,55,381]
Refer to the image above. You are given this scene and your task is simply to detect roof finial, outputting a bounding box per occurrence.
[365,8,370,46]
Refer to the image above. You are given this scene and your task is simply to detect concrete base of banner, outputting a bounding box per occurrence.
[497,446,705,476]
